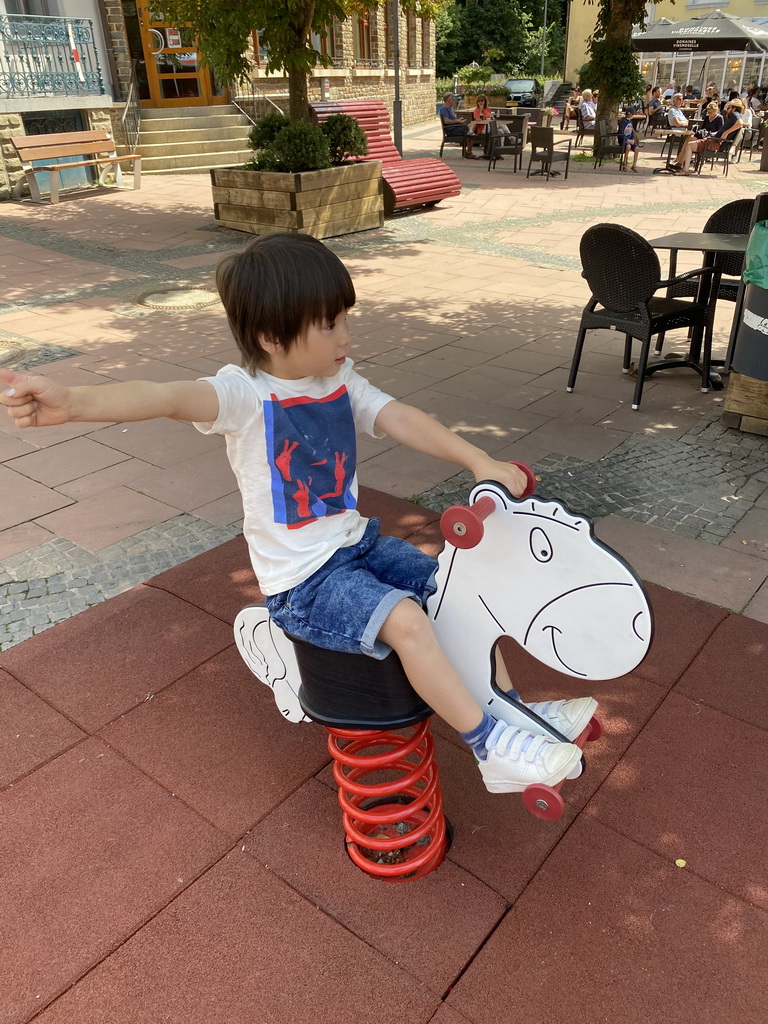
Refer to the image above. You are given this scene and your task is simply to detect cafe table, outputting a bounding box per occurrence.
[646,231,749,388]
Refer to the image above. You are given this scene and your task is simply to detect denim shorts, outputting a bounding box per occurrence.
[265,518,438,659]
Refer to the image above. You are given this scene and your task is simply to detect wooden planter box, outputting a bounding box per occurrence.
[210,161,384,240]
[722,371,768,435]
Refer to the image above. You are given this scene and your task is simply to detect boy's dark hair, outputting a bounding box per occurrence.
[216,233,356,372]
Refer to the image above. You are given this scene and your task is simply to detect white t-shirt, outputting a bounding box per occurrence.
[194,361,394,595]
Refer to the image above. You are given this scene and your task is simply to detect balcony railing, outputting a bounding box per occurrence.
[0,15,105,99]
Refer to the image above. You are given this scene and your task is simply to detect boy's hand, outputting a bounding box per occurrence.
[0,368,73,429]
[470,454,529,498]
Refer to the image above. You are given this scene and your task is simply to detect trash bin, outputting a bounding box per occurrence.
[732,220,768,381]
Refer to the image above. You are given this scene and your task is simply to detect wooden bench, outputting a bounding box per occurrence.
[10,130,141,205]
[309,100,461,215]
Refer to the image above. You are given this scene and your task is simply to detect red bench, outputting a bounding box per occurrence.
[310,100,461,216]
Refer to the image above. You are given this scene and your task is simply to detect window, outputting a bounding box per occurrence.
[5,1,51,13]
[251,30,269,66]
[406,11,417,68]
[354,12,372,63]
[421,19,431,67]
[311,23,337,61]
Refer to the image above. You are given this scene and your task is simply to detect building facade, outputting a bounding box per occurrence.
[566,0,768,94]
[1,1,436,200]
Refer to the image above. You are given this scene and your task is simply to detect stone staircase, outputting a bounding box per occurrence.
[138,104,253,174]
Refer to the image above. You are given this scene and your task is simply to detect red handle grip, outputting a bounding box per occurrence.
[440,462,537,548]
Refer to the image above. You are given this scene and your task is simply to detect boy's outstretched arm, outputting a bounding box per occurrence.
[374,400,528,498]
[0,368,219,430]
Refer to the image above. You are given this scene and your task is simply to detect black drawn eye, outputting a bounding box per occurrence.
[529,527,553,563]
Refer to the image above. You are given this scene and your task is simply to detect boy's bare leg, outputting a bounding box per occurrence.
[378,599,584,793]
[378,598,483,733]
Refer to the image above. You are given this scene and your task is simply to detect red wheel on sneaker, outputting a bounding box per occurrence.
[440,505,484,548]
[522,784,565,821]
[586,715,603,742]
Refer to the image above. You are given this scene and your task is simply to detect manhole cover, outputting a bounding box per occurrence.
[0,337,31,367]
[139,287,220,310]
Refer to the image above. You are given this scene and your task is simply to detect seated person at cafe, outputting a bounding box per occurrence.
[667,94,689,128]
[617,112,641,171]
[469,94,494,157]
[683,84,697,101]
[438,92,470,155]
[647,86,663,115]
[662,82,676,100]
[671,99,743,174]
[580,89,597,130]
[562,85,581,128]
[698,86,718,113]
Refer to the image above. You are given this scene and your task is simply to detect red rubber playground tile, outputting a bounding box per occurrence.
[0,586,233,732]
[446,817,768,1024]
[244,777,507,994]
[0,668,84,788]
[586,692,768,911]
[674,612,768,730]
[34,851,441,1024]
[1,738,228,1024]
[101,646,331,838]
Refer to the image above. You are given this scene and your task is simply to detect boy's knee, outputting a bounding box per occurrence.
[381,596,430,644]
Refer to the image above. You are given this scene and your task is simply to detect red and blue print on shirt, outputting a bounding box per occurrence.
[265,386,357,528]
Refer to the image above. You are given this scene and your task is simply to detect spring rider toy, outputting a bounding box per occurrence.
[235,464,652,881]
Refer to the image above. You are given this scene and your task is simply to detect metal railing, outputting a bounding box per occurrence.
[232,75,286,125]
[121,60,141,153]
[0,14,105,98]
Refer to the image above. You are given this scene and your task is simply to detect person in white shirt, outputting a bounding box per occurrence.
[580,88,597,129]
[0,233,598,796]
[667,94,689,128]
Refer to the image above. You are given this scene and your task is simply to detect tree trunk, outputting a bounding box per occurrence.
[595,2,636,148]
[288,65,310,122]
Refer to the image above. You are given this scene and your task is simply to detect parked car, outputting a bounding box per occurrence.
[503,78,542,107]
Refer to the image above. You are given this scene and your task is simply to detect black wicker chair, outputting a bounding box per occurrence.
[574,105,595,147]
[694,130,743,176]
[526,126,572,180]
[593,120,627,170]
[439,121,468,159]
[568,224,721,409]
[654,198,753,354]
[486,119,523,172]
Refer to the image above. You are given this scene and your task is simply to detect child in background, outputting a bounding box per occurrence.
[0,233,597,795]
[617,111,641,172]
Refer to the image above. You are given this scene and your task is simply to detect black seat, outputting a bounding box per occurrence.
[568,223,721,409]
[655,198,753,354]
[439,120,468,158]
[486,119,523,172]
[736,125,760,161]
[594,119,626,169]
[526,126,572,181]
[574,105,595,147]
[694,130,743,176]
[644,107,669,137]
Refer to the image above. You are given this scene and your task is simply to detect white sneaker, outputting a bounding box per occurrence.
[523,697,598,742]
[478,721,583,795]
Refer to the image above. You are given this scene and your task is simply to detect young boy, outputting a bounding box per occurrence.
[0,233,596,794]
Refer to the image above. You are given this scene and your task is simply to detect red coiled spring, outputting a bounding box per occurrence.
[327,719,448,882]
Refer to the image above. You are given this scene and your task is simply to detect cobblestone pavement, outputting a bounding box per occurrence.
[416,409,768,546]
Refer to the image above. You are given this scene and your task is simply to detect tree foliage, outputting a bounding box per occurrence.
[162,0,449,121]
[435,0,565,79]
[584,0,647,137]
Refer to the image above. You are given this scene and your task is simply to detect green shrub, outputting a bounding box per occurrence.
[248,112,290,151]
[321,113,368,166]
[435,77,453,100]
[268,122,331,172]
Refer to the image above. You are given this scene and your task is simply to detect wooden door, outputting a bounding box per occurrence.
[136,6,228,107]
